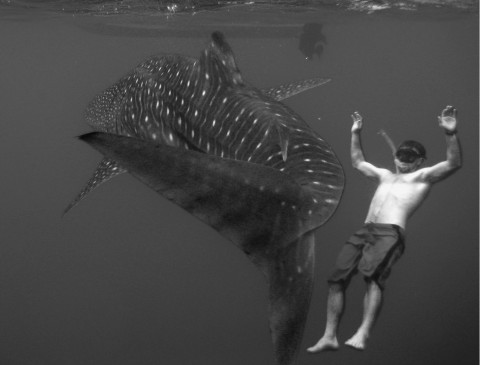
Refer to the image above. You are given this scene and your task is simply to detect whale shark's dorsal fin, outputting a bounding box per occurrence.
[64,158,126,214]
[262,77,331,101]
[200,31,244,88]
[80,132,318,365]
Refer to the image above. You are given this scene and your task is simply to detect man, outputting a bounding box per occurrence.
[307,105,462,352]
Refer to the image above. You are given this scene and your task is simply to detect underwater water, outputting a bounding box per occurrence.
[0,1,478,365]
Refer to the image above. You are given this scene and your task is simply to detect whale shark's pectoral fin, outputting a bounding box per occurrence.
[64,158,126,214]
[80,132,317,365]
[261,77,331,101]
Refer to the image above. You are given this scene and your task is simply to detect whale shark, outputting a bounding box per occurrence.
[70,32,344,365]
[65,75,331,213]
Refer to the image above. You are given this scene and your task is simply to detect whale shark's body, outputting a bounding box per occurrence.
[71,32,344,365]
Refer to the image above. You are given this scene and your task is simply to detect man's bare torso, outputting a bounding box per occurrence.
[365,170,432,229]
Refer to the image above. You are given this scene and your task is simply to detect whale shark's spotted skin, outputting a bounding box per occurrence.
[65,61,332,214]
[83,40,342,226]
[72,32,344,365]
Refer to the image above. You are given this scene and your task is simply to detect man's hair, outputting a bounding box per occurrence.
[396,140,427,159]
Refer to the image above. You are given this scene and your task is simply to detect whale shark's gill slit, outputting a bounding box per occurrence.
[274,124,290,162]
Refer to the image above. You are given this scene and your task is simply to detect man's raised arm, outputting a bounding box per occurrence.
[420,105,462,183]
[351,112,385,180]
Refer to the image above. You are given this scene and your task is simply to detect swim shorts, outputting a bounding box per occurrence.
[328,222,405,289]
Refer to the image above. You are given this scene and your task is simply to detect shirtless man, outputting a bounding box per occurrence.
[307,105,462,353]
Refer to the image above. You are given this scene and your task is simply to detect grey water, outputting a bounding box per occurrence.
[0,1,478,365]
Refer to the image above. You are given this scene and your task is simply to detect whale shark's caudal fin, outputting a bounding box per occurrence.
[80,132,317,365]
[268,230,315,365]
[262,77,331,101]
[64,158,126,214]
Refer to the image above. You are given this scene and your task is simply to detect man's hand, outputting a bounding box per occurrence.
[438,105,458,134]
[351,111,363,133]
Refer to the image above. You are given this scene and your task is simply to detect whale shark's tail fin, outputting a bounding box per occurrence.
[79,132,323,365]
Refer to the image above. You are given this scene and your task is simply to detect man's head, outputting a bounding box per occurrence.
[394,140,426,173]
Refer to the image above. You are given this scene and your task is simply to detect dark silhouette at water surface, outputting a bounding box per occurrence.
[299,23,327,61]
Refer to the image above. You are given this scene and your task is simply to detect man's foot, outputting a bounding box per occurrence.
[306,337,339,353]
[345,332,368,351]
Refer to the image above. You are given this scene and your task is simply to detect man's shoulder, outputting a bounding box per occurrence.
[395,168,433,184]
[376,168,395,180]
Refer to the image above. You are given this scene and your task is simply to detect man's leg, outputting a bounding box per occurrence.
[345,280,383,350]
[307,282,345,353]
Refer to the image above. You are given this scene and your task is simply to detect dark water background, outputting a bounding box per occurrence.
[0,2,478,365]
